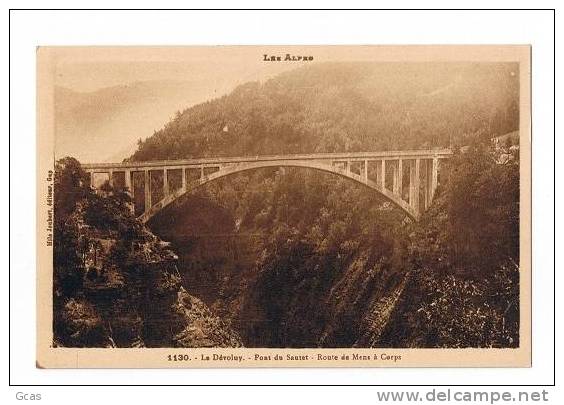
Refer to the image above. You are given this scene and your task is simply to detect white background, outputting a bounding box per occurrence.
[5,1,558,402]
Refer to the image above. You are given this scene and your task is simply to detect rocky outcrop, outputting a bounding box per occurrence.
[173,288,243,348]
[53,177,242,348]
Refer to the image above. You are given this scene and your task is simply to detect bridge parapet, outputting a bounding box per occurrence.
[82,150,451,223]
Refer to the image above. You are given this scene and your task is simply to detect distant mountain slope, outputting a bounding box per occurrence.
[131,62,519,161]
[55,80,215,162]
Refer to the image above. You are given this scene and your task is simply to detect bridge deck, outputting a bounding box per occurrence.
[81,149,452,170]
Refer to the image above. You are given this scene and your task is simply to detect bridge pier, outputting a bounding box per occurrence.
[431,157,439,201]
[392,160,400,195]
[125,170,132,195]
[422,157,440,210]
[397,159,403,198]
[144,169,151,211]
[380,160,386,190]
[422,160,428,210]
[163,169,169,197]
[409,159,420,214]
[124,170,135,214]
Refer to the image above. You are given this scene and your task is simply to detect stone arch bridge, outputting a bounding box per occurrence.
[82,150,451,223]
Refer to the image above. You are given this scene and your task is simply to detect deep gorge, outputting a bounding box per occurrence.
[147,169,414,348]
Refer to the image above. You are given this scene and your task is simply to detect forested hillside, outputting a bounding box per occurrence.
[132,62,518,160]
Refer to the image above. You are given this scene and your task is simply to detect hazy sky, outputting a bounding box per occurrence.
[54,47,313,92]
[54,45,522,92]
[50,46,524,162]
[56,60,296,93]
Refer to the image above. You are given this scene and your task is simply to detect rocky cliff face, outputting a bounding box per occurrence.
[229,251,407,348]
[173,288,243,348]
[53,159,243,348]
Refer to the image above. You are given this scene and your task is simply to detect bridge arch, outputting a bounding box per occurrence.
[139,160,417,223]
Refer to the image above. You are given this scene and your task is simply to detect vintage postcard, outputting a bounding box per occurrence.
[37,45,531,368]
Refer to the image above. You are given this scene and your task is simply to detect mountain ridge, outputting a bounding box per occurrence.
[131,62,519,162]
[55,80,224,162]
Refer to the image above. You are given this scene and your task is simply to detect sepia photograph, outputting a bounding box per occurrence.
[36,45,531,368]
